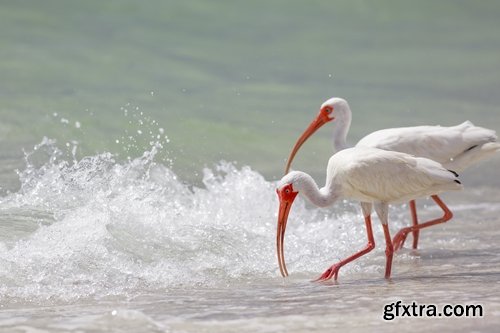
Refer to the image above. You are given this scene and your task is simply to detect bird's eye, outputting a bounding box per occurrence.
[285,188,290,194]
[325,107,333,113]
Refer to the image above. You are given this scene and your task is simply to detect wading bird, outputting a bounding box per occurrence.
[277,146,463,281]
[284,98,500,250]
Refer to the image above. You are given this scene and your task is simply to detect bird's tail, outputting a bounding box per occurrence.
[445,142,500,172]
[433,170,464,193]
[416,157,464,193]
[457,121,497,143]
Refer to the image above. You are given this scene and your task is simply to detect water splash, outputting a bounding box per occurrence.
[0,139,400,303]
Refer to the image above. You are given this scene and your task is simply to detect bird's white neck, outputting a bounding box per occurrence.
[332,104,352,152]
[293,172,340,208]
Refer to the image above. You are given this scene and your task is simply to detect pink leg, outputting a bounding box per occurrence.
[393,195,453,251]
[410,200,419,249]
[314,214,375,282]
[382,223,394,279]
[393,200,419,250]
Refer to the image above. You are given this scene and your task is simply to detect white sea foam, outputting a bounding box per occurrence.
[0,138,378,302]
[2,139,494,303]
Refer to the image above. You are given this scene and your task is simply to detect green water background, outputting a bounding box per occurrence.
[1,0,500,186]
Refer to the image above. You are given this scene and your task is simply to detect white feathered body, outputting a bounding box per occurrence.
[355,121,500,172]
[325,147,463,204]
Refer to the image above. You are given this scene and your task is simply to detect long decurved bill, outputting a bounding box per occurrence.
[284,109,333,174]
[276,187,298,277]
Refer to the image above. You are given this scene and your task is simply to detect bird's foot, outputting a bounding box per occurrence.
[392,228,411,251]
[312,264,342,282]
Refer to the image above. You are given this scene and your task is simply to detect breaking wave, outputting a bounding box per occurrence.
[0,138,405,303]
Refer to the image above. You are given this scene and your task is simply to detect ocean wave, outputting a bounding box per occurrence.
[0,138,372,302]
[3,138,493,302]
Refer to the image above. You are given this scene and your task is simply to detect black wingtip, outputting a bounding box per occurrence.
[454,180,462,184]
[448,169,459,177]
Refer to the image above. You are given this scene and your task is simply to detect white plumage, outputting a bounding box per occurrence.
[276,146,462,281]
[327,148,462,204]
[284,97,500,250]
[310,97,500,171]
[356,120,499,172]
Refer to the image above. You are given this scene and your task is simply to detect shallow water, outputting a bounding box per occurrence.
[0,142,499,332]
[1,1,500,332]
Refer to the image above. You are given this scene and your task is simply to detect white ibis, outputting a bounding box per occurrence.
[277,146,463,281]
[284,97,500,250]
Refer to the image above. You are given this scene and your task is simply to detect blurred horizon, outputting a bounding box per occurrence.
[1,0,500,188]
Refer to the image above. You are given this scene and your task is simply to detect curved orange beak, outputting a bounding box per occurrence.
[284,108,334,174]
[276,185,298,277]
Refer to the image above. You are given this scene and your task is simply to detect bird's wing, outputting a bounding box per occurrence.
[331,148,462,203]
[356,122,497,164]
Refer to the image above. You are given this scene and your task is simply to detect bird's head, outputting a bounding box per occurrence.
[284,97,350,174]
[275,172,301,278]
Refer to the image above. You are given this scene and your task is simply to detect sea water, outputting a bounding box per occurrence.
[0,139,499,332]
[1,1,500,332]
